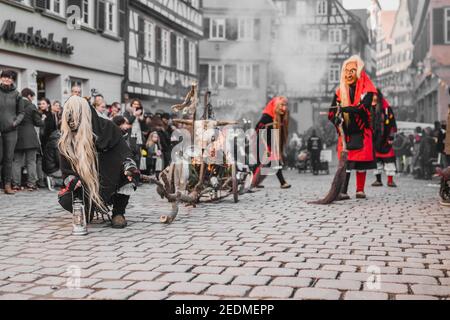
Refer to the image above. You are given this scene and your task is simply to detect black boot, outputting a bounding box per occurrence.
[111,194,129,229]
[338,172,351,201]
[372,174,383,187]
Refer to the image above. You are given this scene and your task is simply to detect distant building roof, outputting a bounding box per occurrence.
[202,0,276,11]
[349,9,370,35]
[380,11,396,43]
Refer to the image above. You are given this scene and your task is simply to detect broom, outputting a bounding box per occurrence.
[310,107,348,205]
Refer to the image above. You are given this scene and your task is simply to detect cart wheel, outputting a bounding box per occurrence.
[232,164,239,203]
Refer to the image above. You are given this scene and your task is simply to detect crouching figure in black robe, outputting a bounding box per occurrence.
[57,96,140,229]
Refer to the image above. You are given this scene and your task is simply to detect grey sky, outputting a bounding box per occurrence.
[343,0,399,11]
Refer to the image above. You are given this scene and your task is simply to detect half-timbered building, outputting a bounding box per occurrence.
[125,0,203,111]
[199,0,275,122]
[270,0,373,133]
[0,0,126,103]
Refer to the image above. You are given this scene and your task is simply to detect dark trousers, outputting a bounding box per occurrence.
[311,151,321,174]
[0,130,18,184]
[59,189,130,217]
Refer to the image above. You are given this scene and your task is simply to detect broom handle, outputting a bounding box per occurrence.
[337,106,348,153]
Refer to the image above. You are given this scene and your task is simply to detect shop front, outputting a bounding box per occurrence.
[0,2,124,105]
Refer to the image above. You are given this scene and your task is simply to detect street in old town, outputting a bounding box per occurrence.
[0,172,449,300]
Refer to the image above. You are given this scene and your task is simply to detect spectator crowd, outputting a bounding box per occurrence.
[0,70,177,195]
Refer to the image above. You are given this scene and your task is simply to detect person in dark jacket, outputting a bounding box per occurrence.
[124,99,147,171]
[433,121,446,167]
[43,130,63,187]
[58,96,140,229]
[418,127,437,180]
[0,70,26,194]
[307,130,323,175]
[371,90,398,188]
[160,113,174,167]
[12,88,44,191]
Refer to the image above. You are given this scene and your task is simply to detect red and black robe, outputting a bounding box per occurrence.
[328,71,377,170]
[373,98,397,162]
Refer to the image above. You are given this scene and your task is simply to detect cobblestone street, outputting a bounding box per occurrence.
[0,171,449,300]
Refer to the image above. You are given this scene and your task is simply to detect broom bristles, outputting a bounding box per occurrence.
[309,151,348,205]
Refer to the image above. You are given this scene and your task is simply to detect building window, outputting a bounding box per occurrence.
[237,64,253,88]
[329,64,340,83]
[274,1,287,16]
[105,0,118,34]
[317,0,327,16]
[191,0,200,9]
[46,0,64,16]
[446,8,450,43]
[161,29,171,67]
[81,0,94,26]
[145,21,155,62]
[13,0,32,5]
[329,29,342,44]
[210,19,226,40]
[296,1,307,17]
[307,29,320,42]
[238,18,254,40]
[209,64,225,88]
[189,42,197,74]
[176,36,185,71]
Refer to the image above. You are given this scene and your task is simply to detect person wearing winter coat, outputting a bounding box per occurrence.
[42,130,63,187]
[0,70,26,194]
[58,96,140,229]
[146,132,164,177]
[371,90,398,188]
[12,88,45,191]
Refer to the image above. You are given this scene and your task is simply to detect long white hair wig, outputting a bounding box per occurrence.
[339,55,365,107]
[59,96,106,212]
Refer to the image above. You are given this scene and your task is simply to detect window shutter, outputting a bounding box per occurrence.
[138,17,145,58]
[226,19,238,40]
[34,0,47,11]
[171,33,177,68]
[184,39,190,73]
[204,18,210,39]
[97,0,106,33]
[200,64,209,89]
[224,65,237,88]
[155,26,162,63]
[118,0,127,38]
[254,19,261,40]
[433,8,445,45]
[253,64,260,88]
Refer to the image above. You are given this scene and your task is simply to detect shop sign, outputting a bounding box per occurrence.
[0,20,74,55]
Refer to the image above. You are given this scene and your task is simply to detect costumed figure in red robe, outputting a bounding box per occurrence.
[328,55,377,200]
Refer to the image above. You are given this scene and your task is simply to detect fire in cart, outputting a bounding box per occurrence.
[151,83,252,224]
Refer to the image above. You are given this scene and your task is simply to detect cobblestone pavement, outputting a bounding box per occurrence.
[0,171,449,300]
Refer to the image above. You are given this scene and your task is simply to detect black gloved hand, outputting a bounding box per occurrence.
[334,115,343,126]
